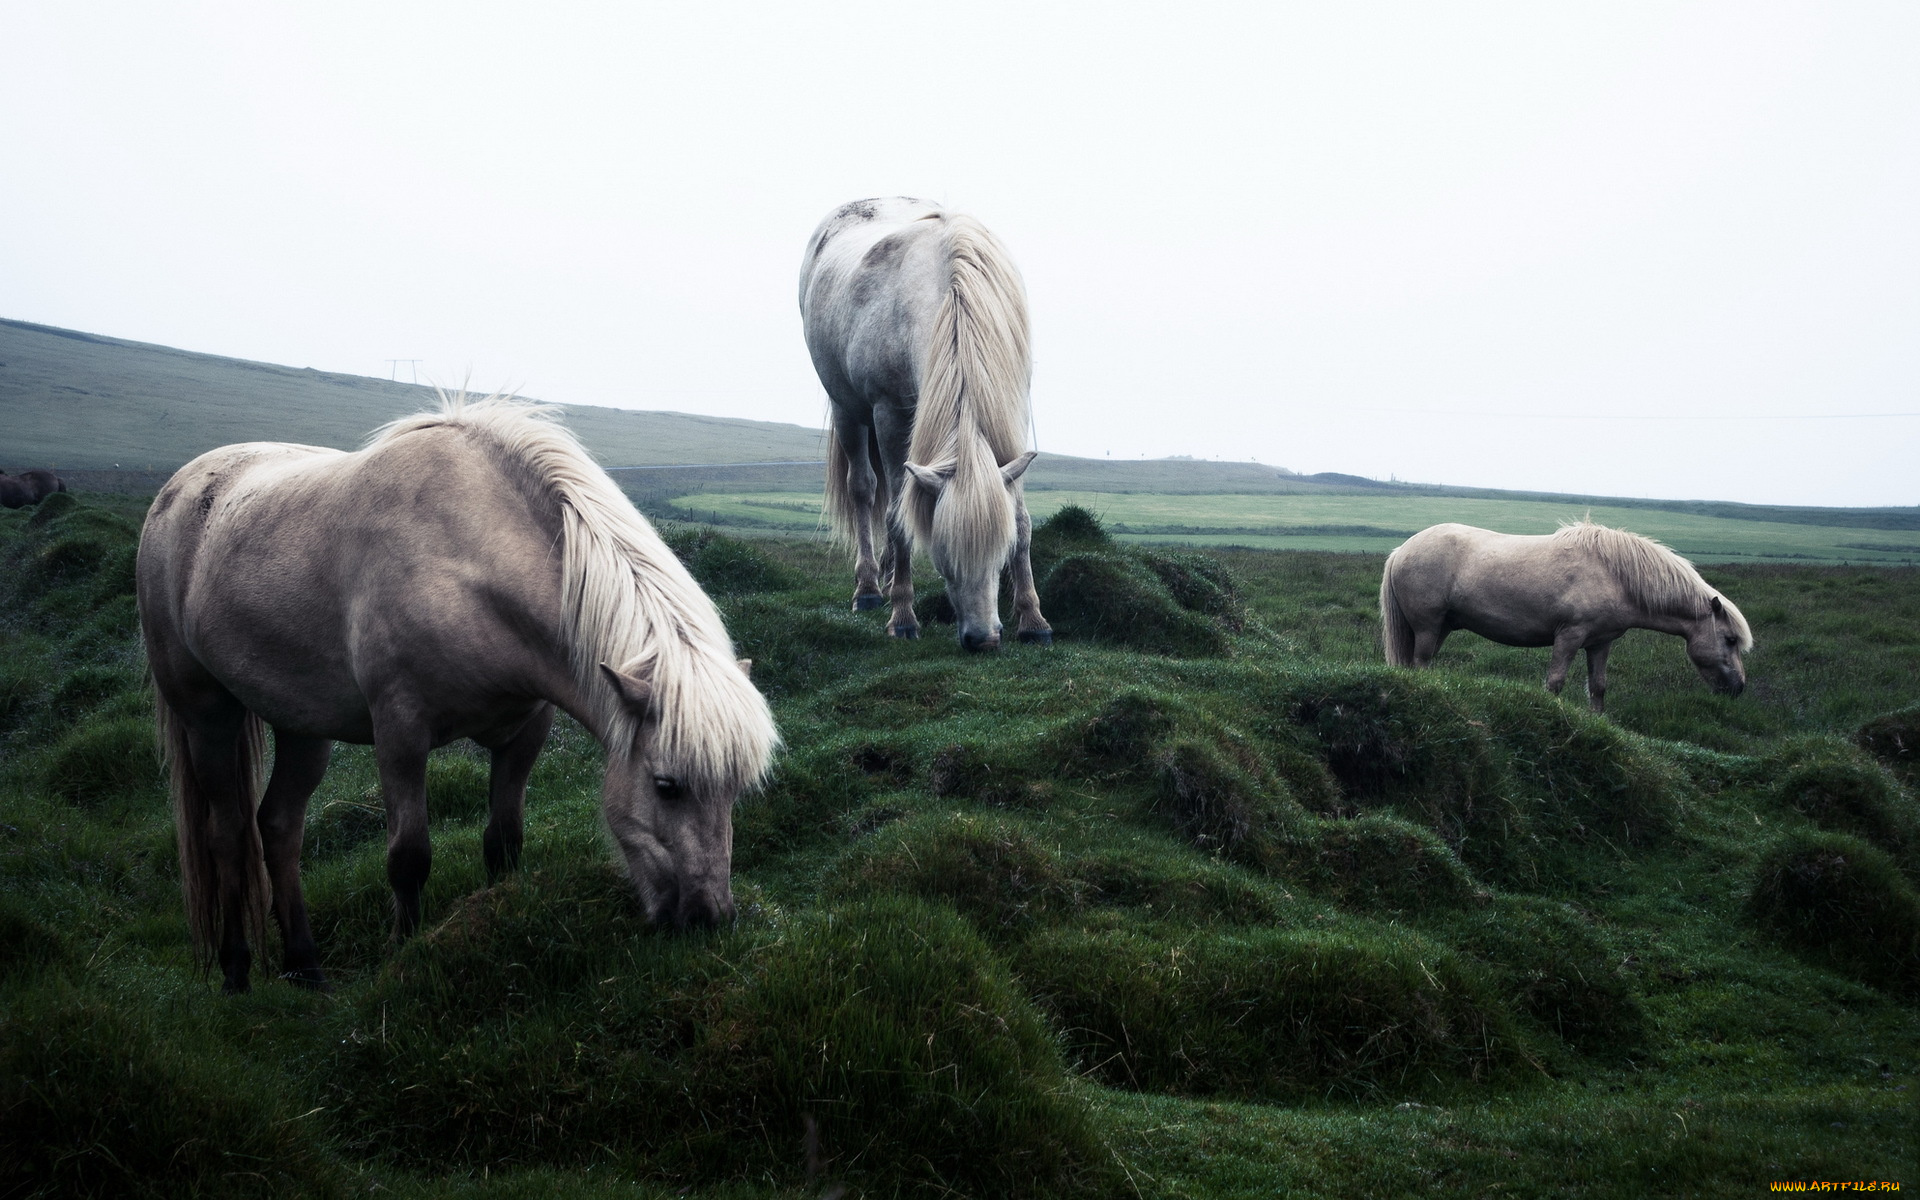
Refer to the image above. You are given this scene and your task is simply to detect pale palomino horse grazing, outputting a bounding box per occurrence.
[1380,520,1752,713]
[137,397,777,993]
[800,197,1051,652]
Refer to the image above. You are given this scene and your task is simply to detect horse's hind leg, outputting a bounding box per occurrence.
[835,418,885,611]
[481,704,554,882]
[1584,640,1615,714]
[372,715,433,938]
[255,731,333,989]
[1007,499,1051,645]
[1411,628,1445,668]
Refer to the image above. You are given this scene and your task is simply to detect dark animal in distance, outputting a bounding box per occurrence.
[0,468,66,508]
[800,196,1051,652]
[1380,520,1752,713]
[136,396,777,993]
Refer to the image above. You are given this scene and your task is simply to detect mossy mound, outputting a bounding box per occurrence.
[746,897,1106,1195]
[1018,923,1522,1103]
[1027,503,1113,574]
[1075,687,1182,773]
[1138,550,1247,630]
[1430,895,1647,1054]
[1767,744,1915,862]
[1279,815,1486,913]
[1278,669,1521,872]
[1857,705,1920,785]
[328,879,1106,1194]
[1746,830,1920,992]
[1152,736,1306,859]
[1041,551,1229,657]
[830,811,1083,937]
[664,526,796,595]
[1,982,342,1199]
[39,714,161,806]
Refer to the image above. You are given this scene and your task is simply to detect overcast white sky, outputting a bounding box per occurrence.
[3,3,1916,506]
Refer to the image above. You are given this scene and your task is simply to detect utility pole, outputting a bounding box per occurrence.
[384,359,424,384]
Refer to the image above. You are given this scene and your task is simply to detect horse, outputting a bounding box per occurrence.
[0,468,64,508]
[1379,520,1752,713]
[799,197,1051,652]
[136,396,778,993]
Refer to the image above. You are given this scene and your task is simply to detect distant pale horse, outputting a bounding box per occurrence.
[1380,520,1752,713]
[799,197,1051,652]
[137,396,778,992]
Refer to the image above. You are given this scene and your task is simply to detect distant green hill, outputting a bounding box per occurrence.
[0,317,826,470]
[4,315,1915,543]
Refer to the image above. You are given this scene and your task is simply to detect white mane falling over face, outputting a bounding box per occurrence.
[1552,519,1753,650]
[369,394,778,793]
[894,214,1033,581]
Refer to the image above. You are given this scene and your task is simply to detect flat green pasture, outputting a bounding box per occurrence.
[667,491,1920,565]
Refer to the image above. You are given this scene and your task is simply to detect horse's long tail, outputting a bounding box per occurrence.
[1380,553,1417,667]
[156,688,269,971]
[898,214,1032,550]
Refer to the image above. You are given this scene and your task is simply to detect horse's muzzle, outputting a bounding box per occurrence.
[959,628,1001,653]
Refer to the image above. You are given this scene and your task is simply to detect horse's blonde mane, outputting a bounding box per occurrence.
[896,213,1032,574]
[370,394,778,793]
[1554,520,1752,649]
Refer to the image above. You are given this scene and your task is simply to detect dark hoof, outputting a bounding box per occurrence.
[1017,629,1054,646]
[281,966,331,992]
[889,625,920,640]
[854,594,886,611]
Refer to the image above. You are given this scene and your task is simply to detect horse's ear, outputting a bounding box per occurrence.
[599,662,653,714]
[905,460,954,494]
[1709,595,1726,617]
[737,658,753,679]
[1000,451,1038,485]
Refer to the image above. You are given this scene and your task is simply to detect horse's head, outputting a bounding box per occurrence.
[904,450,1036,652]
[1686,594,1750,697]
[596,660,759,929]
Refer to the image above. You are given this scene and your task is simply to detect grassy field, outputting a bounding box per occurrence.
[3,490,1917,1198]
[667,490,1920,566]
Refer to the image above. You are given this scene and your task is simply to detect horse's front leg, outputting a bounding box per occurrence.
[1544,629,1585,698]
[372,713,433,939]
[481,704,554,882]
[1007,498,1052,646]
[255,730,333,989]
[1584,640,1615,714]
[884,517,919,639]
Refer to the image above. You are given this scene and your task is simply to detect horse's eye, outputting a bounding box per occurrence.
[653,775,683,800]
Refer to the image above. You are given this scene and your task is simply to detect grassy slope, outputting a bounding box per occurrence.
[3,493,1917,1199]
[667,491,1920,566]
[0,317,825,469]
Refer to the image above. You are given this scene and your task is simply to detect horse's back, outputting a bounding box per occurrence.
[1389,522,1624,647]
[141,428,568,738]
[799,197,953,410]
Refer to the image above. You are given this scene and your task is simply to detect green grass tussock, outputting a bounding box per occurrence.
[1040,551,1231,656]
[0,978,343,1199]
[39,713,162,807]
[1857,703,1920,785]
[1018,923,1524,1104]
[1746,829,1920,993]
[1763,739,1917,868]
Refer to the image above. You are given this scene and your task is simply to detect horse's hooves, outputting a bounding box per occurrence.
[854,594,886,611]
[281,967,331,992]
[890,625,920,640]
[1017,629,1054,646]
